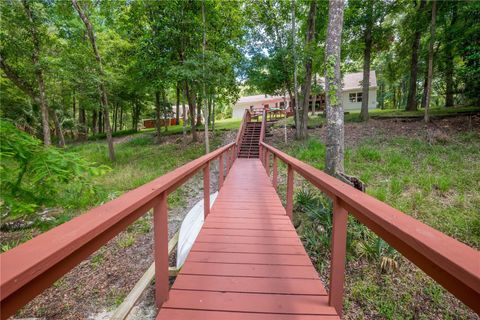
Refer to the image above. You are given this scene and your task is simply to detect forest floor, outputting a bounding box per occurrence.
[4,110,479,319]
[267,112,480,319]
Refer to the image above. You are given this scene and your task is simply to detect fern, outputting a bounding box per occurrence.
[0,119,110,221]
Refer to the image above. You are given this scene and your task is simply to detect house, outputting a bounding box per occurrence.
[232,71,377,118]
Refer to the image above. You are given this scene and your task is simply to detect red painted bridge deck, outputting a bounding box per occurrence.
[157,159,340,320]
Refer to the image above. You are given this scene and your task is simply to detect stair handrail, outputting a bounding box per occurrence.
[259,141,480,316]
[235,109,251,147]
[0,142,237,320]
[259,109,267,144]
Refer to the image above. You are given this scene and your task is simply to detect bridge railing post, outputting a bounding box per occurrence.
[286,164,294,220]
[153,192,169,308]
[218,154,224,190]
[204,161,210,219]
[272,154,278,190]
[328,197,348,317]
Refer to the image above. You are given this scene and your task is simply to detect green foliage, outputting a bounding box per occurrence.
[0,120,110,220]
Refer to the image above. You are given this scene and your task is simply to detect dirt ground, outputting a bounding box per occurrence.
[12,130,234,320]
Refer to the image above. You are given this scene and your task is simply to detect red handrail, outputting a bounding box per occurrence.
[0,142,236,320]
[260,141,480,316]
[235,109,251,147]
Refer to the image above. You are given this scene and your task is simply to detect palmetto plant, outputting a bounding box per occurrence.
[356,235,398,273]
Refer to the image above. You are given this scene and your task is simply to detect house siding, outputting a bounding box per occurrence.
[342,88,377,111]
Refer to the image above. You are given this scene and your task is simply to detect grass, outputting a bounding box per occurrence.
[276,105,479,127]
[288,133,480,247]
[2,119,240,250]
[280,122,479,319]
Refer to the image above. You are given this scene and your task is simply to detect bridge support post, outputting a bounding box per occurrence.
[218,154,224,189]
[272,154,278,190]
[153,192,169,308]
[329,197,348,317]
[204,162,210,218]
[286,164,294,219]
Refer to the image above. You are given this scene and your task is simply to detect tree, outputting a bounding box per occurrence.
[72,0,115,161]
[0,0,53,145]
[406,0,426,111]
[424,0,436,122]
[298,0,317,139]
[324,0,345,175]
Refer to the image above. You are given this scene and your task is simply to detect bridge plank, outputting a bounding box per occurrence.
[162,290,337,315]
[172,275,327,295]
[157,309,340,320]
[196,234,303,245]
[179,261,320,279]
[157,159,335,319]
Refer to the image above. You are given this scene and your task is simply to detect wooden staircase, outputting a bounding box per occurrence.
[238,122,261,158]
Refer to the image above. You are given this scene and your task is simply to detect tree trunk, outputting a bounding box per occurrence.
[113,102,118,132]
[98,110,103,133]
[72,90,76,122]
[312,74,317,116]
[421,69,428,109]
[196,101,202,127]
[22,0,51,145]
[51,109,65,147]
[212,96,215,131]
[444,2,457,107]
[78,106,87,141]
[424,0,436,122]
[92,110,98,135]
[182,99,187,141]
[162,90,168,133]
[176,83,180,125]
[185,82,198,142]
[202,0,209,153]
[291,0,300,139]
[406,0,426,111]
[325,0,345,176]
[72,0,115,161]
[299,0,317,139]
[360,0,373,121]
[155,91,162,143]
[119,105,123,131]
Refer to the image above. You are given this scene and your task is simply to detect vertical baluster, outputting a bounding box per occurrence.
[226,148,230,174]
[230,147,235,168]
[204,161,210,218]
[329,197,348,317]
[286,164,294,220]
[153,192,169,307]
[265,150,270,176]
[218,154,224,189]
[272,154,278,190]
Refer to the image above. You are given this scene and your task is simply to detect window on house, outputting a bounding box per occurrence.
[349,92,363,103]
[349,93,356,102]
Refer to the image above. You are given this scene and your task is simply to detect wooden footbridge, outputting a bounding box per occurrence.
[1,110,479,319]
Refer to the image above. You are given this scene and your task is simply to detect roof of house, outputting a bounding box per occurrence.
[236,94,286,105]
[342,71,377,91]
[235,71,377,105]
[315,70,377,91]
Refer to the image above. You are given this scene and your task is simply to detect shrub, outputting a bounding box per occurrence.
[0,120,110,221]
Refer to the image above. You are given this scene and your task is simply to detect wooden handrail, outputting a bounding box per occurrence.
[235,109,250,147]
[0,142,236,320]
[260,141,480,315]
